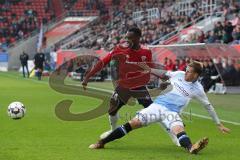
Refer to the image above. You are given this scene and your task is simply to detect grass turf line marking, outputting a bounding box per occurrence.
[2,72,240,126]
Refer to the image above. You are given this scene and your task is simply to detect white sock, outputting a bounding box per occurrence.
[157,122,180,146]
[168,130,181,147]
[109,114,119,130]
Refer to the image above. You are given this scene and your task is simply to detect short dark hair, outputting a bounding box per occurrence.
[128,27,142,37]
[188,61,203,75]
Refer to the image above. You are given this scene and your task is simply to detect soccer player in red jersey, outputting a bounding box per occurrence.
[82,27,154,139]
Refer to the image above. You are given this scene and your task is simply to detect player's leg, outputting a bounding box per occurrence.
[38,67,43,80]
[35,66,40,80]
[171,125,208,154]
[36,65,43,80]
[22,64,26,77]
[90,118,141,149]
[158,121,180,146]
[26,64,30,78]
[101,86,152,138]
[108,91,126,130]
[90,103,161,149]
[100,88,130,139]
[161,109,209,154]
[134,86,179,146]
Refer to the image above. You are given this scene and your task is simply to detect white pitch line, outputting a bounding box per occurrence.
[3,73,240,126]
[183,112,240,126]
[72,83,240,126]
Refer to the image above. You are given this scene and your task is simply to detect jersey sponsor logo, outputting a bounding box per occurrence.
[141,56,147,62]
[173,82,189,96]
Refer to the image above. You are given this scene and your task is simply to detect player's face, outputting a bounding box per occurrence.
[185,66,199,82]
[125,32,140,46]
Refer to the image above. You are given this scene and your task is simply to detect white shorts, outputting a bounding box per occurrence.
[135,103,184,130]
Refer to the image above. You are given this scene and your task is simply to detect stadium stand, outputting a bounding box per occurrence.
[59,0,236,51]
[0,0,55,46]
[59,0,190,51]
[2,0,240,48]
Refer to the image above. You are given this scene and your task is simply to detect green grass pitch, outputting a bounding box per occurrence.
[0,72,240,160]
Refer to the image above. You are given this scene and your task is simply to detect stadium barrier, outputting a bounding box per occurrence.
[55,43,240,93]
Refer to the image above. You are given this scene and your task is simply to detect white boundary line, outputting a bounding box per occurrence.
[72,83,240,126]
[183,112,240,126]
[1,72,240,126]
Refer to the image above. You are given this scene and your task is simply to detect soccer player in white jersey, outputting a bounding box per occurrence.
[89,61,230,154]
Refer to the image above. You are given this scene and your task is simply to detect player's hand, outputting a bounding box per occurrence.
[217,123,230,134]
[138,62,151,73]
[82,80,88,90]
[159,82,171,90]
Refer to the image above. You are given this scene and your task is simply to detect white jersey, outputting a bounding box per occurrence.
[154,71,219,123]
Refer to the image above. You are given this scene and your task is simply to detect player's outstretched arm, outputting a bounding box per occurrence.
[203,103,230,134]
[195,92,230,134]
[82,61,104,90]
[82,54,111,90]
[201,103,230,134]
[138,62,168,78]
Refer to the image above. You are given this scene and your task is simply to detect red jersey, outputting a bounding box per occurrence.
[85,45,152,89]
[102,45,152,78]
[102,45,152,66]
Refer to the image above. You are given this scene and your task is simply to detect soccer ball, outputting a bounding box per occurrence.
[7,102,26,119]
